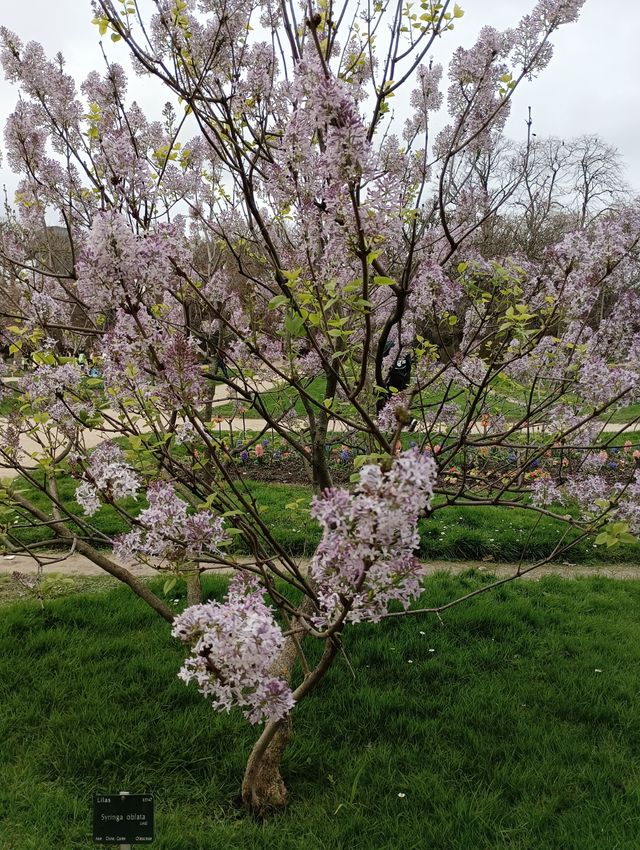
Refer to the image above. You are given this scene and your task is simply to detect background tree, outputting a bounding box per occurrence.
[451,131,630,258]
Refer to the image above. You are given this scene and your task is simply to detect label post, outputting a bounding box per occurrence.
[119,792,130,850]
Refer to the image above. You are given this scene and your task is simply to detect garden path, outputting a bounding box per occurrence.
[2,552,640,581]
[1,369,639,479]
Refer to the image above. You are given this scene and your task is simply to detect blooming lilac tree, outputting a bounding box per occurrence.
[1,0,639,811]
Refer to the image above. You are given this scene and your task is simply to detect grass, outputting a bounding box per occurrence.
[207,374,640,428]
[0,391,20,416]
[0,572,119,605]
[211,376,328,419]
[8,470,640,565]
[1,572,640,848]
[594,402,640,426]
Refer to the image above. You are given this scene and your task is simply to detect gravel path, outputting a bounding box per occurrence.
[2,553,639,581]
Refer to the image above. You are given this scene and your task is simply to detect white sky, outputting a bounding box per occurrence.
[0,0,639,192]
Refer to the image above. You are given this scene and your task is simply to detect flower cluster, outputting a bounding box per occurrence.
[172,574,295,724]
[530,475,565,507]
[310,450,437,626]
[22,361,87,432]
[376,392,411,431]
[76,212,188,315]
[618,470,640,534]
[0,413,22,463]
[114,481,226,565]
[75,441,140,516]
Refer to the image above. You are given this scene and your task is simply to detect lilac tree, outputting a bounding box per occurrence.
[1,0,639,811]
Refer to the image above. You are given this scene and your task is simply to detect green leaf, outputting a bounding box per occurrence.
[281,268,302,283]
[284,311,306,337]
[268,295,289,310]
[163,577,178,596]
[611,522,629,534]
[353,452,390,469]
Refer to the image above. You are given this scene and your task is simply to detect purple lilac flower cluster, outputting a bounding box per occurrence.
[310,449,437,626]
[172,574,295,724]
[114,481,226,565]
[75,441,140,516]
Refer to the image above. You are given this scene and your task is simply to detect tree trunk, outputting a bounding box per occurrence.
[241,717,292,813]
[184,566,202,606]
[240,600,315,813]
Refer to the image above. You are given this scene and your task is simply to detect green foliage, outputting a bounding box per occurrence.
[594,521,636,549]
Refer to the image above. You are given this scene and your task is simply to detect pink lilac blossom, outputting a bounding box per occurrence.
[172,574,295,724]
[0,29,81,127]
[81,65,128,121]
[530,475,564,507]
[4,101,47,173]
[436,26,515,157]
[98,308,206,412]
[174,421,196,444]
[618,470,640,534]
[408,258,462,322]
[404,63,443,142]
[504,336,566,384]
[75,441,140,516]
[451,357,488,389]
[376,392,410,430]
[421,402,462,431]
[309,450,437,626]
[0,413,22,463]
[544,406,602,447]
[76,212,188,315]
[21,362,88,433]
[564,474,609,516]
[581,452,607,473]
[114,481,226,565]
[576,357,638,408]
[157,334,207,408]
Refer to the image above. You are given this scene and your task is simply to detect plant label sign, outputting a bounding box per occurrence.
[93,794,154,844]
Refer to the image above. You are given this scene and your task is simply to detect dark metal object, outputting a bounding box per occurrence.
[386,353,412,392]
[93,793,154,845]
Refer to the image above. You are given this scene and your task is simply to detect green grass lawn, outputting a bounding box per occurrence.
[211,376,328,419]
[207,374,640,429]
[8,471,640,565]
[1,573,640,849]
[0,392,20,416]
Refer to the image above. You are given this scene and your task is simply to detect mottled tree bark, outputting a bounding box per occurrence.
[241,630,300,812]
[241,621,339,813]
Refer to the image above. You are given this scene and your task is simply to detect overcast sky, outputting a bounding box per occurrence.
[0,0,639,193]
